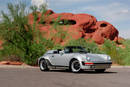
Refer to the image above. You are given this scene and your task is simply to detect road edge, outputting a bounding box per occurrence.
[0,65,130,69]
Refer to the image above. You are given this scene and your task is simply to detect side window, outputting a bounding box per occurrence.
[46,50,54,54]
[53,51,58,54]
[64,48,71,53]
[53,49,62,54]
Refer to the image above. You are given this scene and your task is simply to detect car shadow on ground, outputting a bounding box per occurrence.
[76,71,117,74]
[44,69,117,74]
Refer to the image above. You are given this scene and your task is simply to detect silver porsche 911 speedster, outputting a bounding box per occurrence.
[38,46,112,73]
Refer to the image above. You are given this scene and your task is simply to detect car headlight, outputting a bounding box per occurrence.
[86,57,91,61]
[107,56,111,61]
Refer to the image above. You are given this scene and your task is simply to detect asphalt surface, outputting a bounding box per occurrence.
[0,66,130,87]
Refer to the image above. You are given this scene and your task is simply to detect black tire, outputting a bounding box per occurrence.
[39,59,49,71]
[95,69,105,73]
[70,60,81,73]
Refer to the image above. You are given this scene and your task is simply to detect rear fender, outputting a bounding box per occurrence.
[38,57,52,66]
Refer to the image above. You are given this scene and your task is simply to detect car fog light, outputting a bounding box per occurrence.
[91,65,95,69]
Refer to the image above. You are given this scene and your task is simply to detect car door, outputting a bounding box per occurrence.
[56,48,74,66]
[48,50,65,66]
[48,50,59,65]
[58,53,73,66]
[51,51,72,66]
[53,53,65,66]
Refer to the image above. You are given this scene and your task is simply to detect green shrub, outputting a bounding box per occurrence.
[101,40,125,65]
[0,3,54,65]
[121,39,130,65]
[65,38,102,53]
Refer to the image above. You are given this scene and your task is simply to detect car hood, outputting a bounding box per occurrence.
[79,53,109,62]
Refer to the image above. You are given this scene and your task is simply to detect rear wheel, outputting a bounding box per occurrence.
[39,59,49,71]
[71,60,81,73]
[95,69,105,73]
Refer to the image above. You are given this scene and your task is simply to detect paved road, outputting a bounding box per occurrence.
[0,66,130,87]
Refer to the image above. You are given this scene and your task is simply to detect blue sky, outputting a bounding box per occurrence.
[0,0,130,39]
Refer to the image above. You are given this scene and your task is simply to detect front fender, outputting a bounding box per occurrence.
[69,56,85,67]
[72,55,86,62]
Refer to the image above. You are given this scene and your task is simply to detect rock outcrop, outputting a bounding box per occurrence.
[0,40,2,49]
[28,10,119,45]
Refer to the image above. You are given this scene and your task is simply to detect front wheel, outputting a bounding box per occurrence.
[39,59,49,71]
[71,60,82,73]
[95,69,106,73]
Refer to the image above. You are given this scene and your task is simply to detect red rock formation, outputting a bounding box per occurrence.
[0,40,3,49]
[92,21,119,44]
[28,10,119,45]
[0,61,23,65]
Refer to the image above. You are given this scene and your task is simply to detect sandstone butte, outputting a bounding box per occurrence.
[0,9,119,47]
[28,10,119,45]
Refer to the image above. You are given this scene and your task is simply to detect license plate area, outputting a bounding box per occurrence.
[93,64,111,69]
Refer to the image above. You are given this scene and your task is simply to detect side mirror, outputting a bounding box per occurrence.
[87,48,91,53]
[57,49,62,54]
[57,49,62,51]
[59,51,64,55]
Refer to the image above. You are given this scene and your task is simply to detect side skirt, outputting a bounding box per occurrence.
[51,66,69,69]
[46,59,69,69]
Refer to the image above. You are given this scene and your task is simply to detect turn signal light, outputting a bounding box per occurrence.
[85,62,94,65]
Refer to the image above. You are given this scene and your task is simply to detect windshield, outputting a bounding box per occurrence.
[64,46,87,53]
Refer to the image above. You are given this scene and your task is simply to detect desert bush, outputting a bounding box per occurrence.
[65,38,102,53]
[52,44,64,50]
[101,40,125,65]
[121,39,130,65]
[0,3,54,65]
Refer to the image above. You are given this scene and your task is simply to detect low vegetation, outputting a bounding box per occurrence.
[0,2,130,65]
[0,3,54,65]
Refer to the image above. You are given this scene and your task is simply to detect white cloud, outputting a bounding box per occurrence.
[121,9,129,14]
[119,29,130,39]
[48,0,98,7]
[31,0,47,8]
[71,2,130,23]
[61,0,93,2]
[49,0,95,3]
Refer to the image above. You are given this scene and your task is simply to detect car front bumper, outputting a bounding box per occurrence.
[81,62,112,70]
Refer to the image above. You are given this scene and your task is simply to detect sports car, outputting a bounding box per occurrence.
[38,46,112,73]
